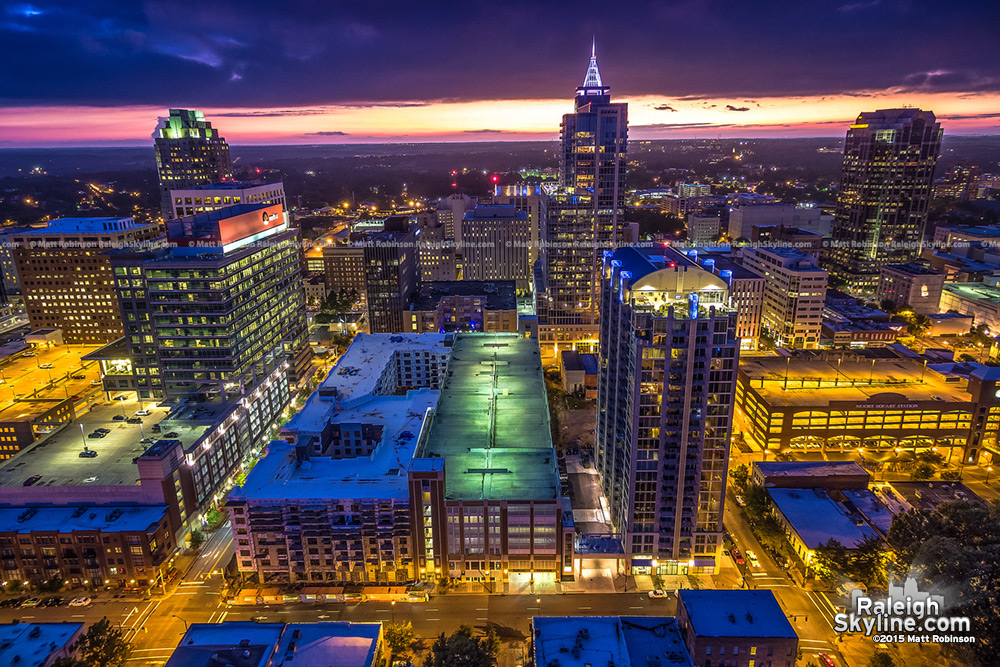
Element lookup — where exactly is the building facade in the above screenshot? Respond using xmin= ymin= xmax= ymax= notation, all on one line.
xmin=153 ymin=109 xmax=233 ymax=218
xmin=405 ymin=281 xmax=518 ymax=334
xmin=597 ymin=247 xmax=739 ymax=574
xmin=824 ymin=109 xmax=943 ymax=294
xmin=323 ymin=243 xmax=368 ymax=299
xmin=877 ymin=262 xmax=945 ymax=314
xmin=12 ymin=217 xmax=161 ymax=344
xmin=460 ymin=205 xmax=532 ymax=289
xmin=363 ymin=219 xmax=417 ymax=334
xmin=539 ymin=42 xmax=629 ymax=355
xmin=109 ymin=203 xmax=310 ymax=399
xmin=739 ymin=247 xmax=828 ymax=349
xmin=167 ymin=181 xmax=286 ymax=220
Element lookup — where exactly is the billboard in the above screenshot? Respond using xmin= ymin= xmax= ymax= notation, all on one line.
xmin=220 ymin=204 xmax=284 ymax=246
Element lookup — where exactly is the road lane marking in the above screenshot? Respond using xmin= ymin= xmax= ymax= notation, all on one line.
xmin=476 ymin=608 xmax=488 ymax=610
xmin=578 ymin=606 xmax=591 ymax=610
xmin=629 ymin=606 xmax=643 ymax=609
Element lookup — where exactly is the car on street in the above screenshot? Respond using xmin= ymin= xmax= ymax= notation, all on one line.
xmin=648 ymin=589 xmax=669 ymax=599
xmin=0 ymin=597 xmax=26 ymax=608
xmin=140 ymin=437 xmax=155 ymax=444
xmin=730 ymin=547 xmax=745 ymax=566
xmin=126 ymin=417 xmax=142 ymax=424
xmin=71 ymin=374 xmax=86 ymax=380
xmin=165 ymin=431 xmax=179 ymax=438
xmin=734 ymin=495 xmax=746 ymax=507
xmin=79 ymin=449 xmax=98 ymax=458
xmin=39 ymin=363 xmax=53 ymax=369
xmin=90 ymin=379 xmax=103 ymax=385
xmin=817 ymin=653 xmax=836 ymax=667
xmin=135 ymin=409 xmax=151 ymax=416
xmin=112 ymin=414 xmax=126 ymax=421
xmin=20 ymin=598 xmax=41 ymax=607
xmin=23 ymin=475 xmax=41 ymax=486
xmin=88 ymin=431 xmax=106 ymax=439
xmin=42 ymin=597 xmax=63 ymax=607
xmin=96 ymin=428 xmax=110 ymax=434
xmin=746 ymin=550 xmax=761 ymax=568
xmin=69 ymin=597 xmax=92 ymax=607
xmin=21 ymin=351 xmax=35 ymax=357
xmin=151 ymin=424 xmax=161 ymax=432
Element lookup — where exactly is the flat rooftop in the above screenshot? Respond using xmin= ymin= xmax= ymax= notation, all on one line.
xmin=534 ymin=616 xmax=693 ymax=667
xmin=233 ymin=390 xmax=438 ymax=501
xmin=842 ymin=489 xmax=894 ymax=535
xmin=418 ymin=334 xmax=558 ymax=501
xmin=13 ymin=217 xmax=142 ymax=235
xmin=411 ymin=281 xmax=517 ymax=311
xmin=943 ymin=282 xmax=1000 ymax=304
xmin=754 ymin=461 xmax=869 ymax=479
xmin=176 ymin=181 xmax=281 ymax=191
xmin=679 ymin=590 xmax=797 ymax=639
xmin=314 ymin=333 xmax=448 ymax=404
xmin=0 ymin=504 xmax=167 ymax=533
xmin=166 ymin=622 xmax=284 ymax=667
xmin=0 ymin=400 xmax=171 ymax=488
xmin=739 ymin=355 xmax=973 ymax=407
xmin=0 ymin=622 xmax=83 ymax=667
xmin=768 ymin=488 xmax=880 ymax=549
xmin=275 ymin=622 xmax=381 ymax=667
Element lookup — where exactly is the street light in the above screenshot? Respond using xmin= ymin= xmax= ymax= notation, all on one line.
xmin=988 ymin=467 xmax=994 ymax=485
xmin=390 ymin=599 xmax=396 ymax=624
xmin=172 ymin=614 xmax=190 ymax=632
xmin=119 ymin=396 xmax=127 ymax=419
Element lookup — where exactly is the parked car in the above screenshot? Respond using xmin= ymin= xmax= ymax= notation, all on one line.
xmin=164 ymin=431 xmax=179 ymax=438
xmin=20 ymin=598 xmax=41 ymax=607
xmin=140 ymin=437 xmax=155 ymax=444
xmin=112 ymin=414 xmax=126 ymax=421
xmin=39 ymin=363 xmax=53 ymax=369
xmin=96 ymin=428 xmax=110 ymax=434
xmin=135 ymin=409 xmax=151 ymax=417
xmin=42 ymin=597 xmax=63 ymax=607
xmin=151 ymin=424 xmax=161 ymax=432
xmin=730 ymin=548 xmax=745 ymax=566
xmin=21 ymin=351 xmax=35 ymax=357
xmin=68 ymin=597 xmax=92 ymax=607
xmin=90 ymin=379 xmax=103 ymax=386
xmin=71 ymin=374 xmax=86 ymax=380
xmin=126 ymin=417 xmax=142 ymax=424
xmin=648 ymin=589 xmax=669 ymax=599
xmin=23 ymin=475 xmax=41 ymax=486
xmin=746 ymin=550 xmax=761 ymax=568
xmin=79 ymin=449 xmax=98 ymax=458
xmin=734 ymin=495 xmax=746 ymax=507
xmin=88 ymin=432 xmax=102 ymax=439
xmin=0 ymin=597 xmax=27 ymax=608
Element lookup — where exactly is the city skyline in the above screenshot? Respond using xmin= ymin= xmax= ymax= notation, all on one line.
xmin=2 ymin=2 xmax=1000 ymax=146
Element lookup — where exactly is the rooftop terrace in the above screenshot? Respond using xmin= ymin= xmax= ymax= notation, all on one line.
xmin=418 ymin=334 xmax=558 ymax=501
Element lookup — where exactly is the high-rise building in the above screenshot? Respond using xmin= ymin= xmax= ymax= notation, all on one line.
xmin=153 ymin=109 xmax=234 ymax=218
xmin=12 ymin=217 xmax=161 ymax=343
xmin=493 ymin=184 xmax=545 ymax=270
xmin=363 ymin=216 xmax=417 ymax=333
xmin=167 ymin=181 xmax=285 ymax=220
xmin=739 ymin=246 xmax=828 ymax=349
xmin=824 ymin=109 xmax=943 ymax=294
xmin=539 ymin=41 xmax=628 ymax=356
xmin=878 ymin=261 xmax=946 ymax=314
xmin=461 ymin=205 xmax=532 ymax=289
xmin=415 ymin=211 xmax=458 ymax=282
xmin=108 ymin=203 xmax=310 ymax=399
xmin=597 ymin=246 xmax=739 ymax=574
xmin=322 ymin=243 xmax=367 ymax=300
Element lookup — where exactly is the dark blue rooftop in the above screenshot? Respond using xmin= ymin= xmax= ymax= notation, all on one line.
xmin=679 ymin=590 xmax=797 ymax=639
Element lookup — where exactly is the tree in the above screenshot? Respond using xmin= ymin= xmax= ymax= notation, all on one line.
xmin=189 ymin=529 xmax=205 ymax=550
xmin=729 ymin=464 xmax=750 ymax=496
xmin=910 ymin=462 xmax=935 ymax=481
xmin=385 ymin=621 xmax=415 ymax=664
xmin=61 ymin=617 xmax=132 ymax=667
xmin=742 ymin=483 xmax=771 ymax=523
xmin=867 ymin=651 xmax=896 ymax=667
xmin=813 ymin=539 xmax=850 ymax=584
xmin=428 ymin=626 xmax=499 ymax=667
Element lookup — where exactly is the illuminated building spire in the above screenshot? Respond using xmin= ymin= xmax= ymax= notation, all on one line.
xmin=582 ymin=36 xmax=604 ymax=88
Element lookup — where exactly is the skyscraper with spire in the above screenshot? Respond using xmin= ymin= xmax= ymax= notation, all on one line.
xmin=537 ymin=40 xmax=630 ymax=357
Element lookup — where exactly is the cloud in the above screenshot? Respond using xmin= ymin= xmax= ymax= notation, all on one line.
xmin=214 ymin=108 xmax=331 ymax=117
xmin=462 ymin=129 xmax=507 ymax=134
xmin=307 ymin=130 xmax=349 ymax=136
xmin=653 ymin=104 xmax=678 ymax=112
xmin=837 ymin=1 xmax=880 ymax=12
xmin=726 ymin=105 xmax=750 ymax=112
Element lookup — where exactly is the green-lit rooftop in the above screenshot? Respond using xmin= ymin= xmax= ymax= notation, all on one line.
xmin=418 ymin=333 xmax=558 ymax=501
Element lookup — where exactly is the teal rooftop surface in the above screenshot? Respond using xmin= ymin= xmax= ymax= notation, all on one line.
xmin=417 ymin=333 xmax=558 ymax=501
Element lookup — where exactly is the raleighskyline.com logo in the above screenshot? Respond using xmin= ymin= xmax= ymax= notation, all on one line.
xmin=833 ymin=578 xmax=974 ymax=645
